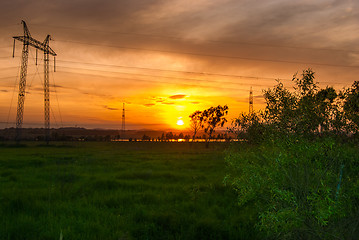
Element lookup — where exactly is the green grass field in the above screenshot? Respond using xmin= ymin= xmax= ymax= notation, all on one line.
xmin=0 ymin=142 xmax=256 ymax=240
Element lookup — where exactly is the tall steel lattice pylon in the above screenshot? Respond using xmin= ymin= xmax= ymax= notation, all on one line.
xmin=249 ymin=86 xmax=254 ymax=114
xmin=121 ymin=103 xmax=125 ymax=139
xmin=13 ymin=20 xmax=56 ymax=144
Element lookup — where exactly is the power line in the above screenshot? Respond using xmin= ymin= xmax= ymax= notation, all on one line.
xmin=33 ymin=23 xmax=359 ymax=54
xmin=56 ymin=59 xmax=352 ymax=85
xmin=0 ymin=62 xmax=44 ymax=71
xmin=0 ymin=24 xmax=20 ymax=28
xmin=0 ymin=45 xmax=13 ymax=49
xmin=57 ymin=69 xmax=263 ymax=93
xmin=55 ymin=39 xmax=359 ymax=69
xmin=0 ymin=73 xmax=42 ymax=81
xmin=57 ymin=59 xmax=290 ymax=81
xmin=5 ymin=65 xmax=20 ymax=130
xmin=57 ymin=65 xmax=275 ymax=88
xmin=0 ymin=66 xmax=22 ymax=70
xmin=1 ymin=61 xmax=351 ymax=88
xmin=51 ymin=69 xmax=63 ymax=128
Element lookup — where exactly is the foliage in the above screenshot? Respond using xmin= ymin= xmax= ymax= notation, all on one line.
xmin=189 ymin=105 xmax=229 ymax=147
xmin=194 ymin=105 xmax=228 ymax=138
xmin=343 ymin=81 xmax=359 ymax=132
xmin=263 ymin=79 xmax=297 ymax=133
xmin=229 ymin=111 xmax=268 ymax=144
xmin=225 ymin=138 xmax=359 ymax=239
xmin=226 ymin=68 xmax=359 ymax=239
xmin=292 ymin=70 xmax=341 ymax=135
xmin=233 ymin=68 xmax=354 ymax=142
xmin=189 ymin=110 xmax=202 ymax=141
xmin=262 ymin=69 xmax=343 ymax=136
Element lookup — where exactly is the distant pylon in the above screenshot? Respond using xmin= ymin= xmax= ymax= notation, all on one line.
xmin=121 ymin=103 xmax=125 ymax=139
xmin=249 ymin=86 xmax=254 ymax=114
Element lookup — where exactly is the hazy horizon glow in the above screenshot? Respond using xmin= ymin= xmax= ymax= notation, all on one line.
xmin=1 ymin=0 xmax=359 ymax=130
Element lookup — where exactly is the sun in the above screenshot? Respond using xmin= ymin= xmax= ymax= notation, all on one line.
xmin=176 ymin=119 xmax=184 ymax=126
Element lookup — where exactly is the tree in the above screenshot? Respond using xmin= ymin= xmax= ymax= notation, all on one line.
xmin=292 ymin=68 xmax=318 ymax=96
xmin=199 ymin=105 xmax=229 ymax=146
xmin=315 ymin=86 xmax=341 ymax=133
xmin=230 ymin=111 xmax=267 ymax=143
xmin=142 ymin=134 xmax=151 ymax=141
xmin=189 ymin=105 xmax=229 ymax=146
xmin=263 ymin=69 xmax=341 ymax=136
xmin=189 ymin=110 xmax=202 ymax=142
xmin=165 ymin=132 xmax=174 ymax=141
xmin=343 ymin=81 xmax=359 ymax=133
xmin=263 ymin=79 xmax=297 ymax=133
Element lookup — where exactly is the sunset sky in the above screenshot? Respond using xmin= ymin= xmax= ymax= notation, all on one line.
xmin=0 ymin=0 xmax=359 ymax=130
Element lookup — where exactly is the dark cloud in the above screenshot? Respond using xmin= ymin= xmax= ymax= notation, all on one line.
xmin=162 ymin=102 xmax=174 ymax=105
xmin=51 ymin=84 xmax=67 ymax=89
xmin=0 ymin=90 xmax=8 ymax=92
xmin=253 ymin=95 xmax=264 ymax=99
xmin=169 ymin=94 xmax=186 ymax=99
xmin=3 ymin=0 xmax=357 ymax=77
xmin=0 ymin=0 xmax=160 ymax=28
xmin=150 ymin=96 xmax=165 ymax=102
xmin=104 ymin=105 xmax=119 ymax=111
xmin=144 ymin=103 xmax=155 ymax=107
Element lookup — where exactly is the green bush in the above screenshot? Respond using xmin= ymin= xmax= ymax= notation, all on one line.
xmin=225 ymin=138 xmax=359 ymax=239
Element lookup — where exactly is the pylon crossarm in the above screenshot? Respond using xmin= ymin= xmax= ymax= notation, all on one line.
xmin=21 ymin=20 xmax=31 ymax=38
xmin=13 ymin=36 xmax=56 ymax=56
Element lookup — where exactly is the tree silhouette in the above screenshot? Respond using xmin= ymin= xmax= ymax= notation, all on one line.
xmin=193 ymin=105 xmax=229 ymax=146
xmin=189 ymin=110 xmax=202 ymax=142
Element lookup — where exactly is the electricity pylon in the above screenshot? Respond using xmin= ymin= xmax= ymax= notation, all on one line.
xmin=121 ymin=103 xmax=125 ymax=139
xmin=249 ymin=86 xmax=254 ymax=114
xmin=13 ymin=20 xmax=56 ymax=144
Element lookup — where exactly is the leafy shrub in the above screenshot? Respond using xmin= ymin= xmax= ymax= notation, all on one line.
xmin=224 ymin=138 xmax=359 ymax=239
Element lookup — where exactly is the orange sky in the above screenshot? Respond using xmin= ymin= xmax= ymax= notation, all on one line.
xmin=1 ymin=0 xmax=359 ymax=130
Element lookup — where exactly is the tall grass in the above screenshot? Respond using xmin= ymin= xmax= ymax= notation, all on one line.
xmin=0 ymin=142 xmax=256 ymax=240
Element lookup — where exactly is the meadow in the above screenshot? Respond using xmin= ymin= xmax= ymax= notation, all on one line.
xmin=0 ymin=142 xmax=256 ymax=240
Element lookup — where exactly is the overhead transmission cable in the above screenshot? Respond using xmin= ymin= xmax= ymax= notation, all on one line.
xmin=5 ymin=65 xmax=20 ymax=129
xmin=50 ymin=68 xmax=63 ymax=128
xmin=57 ymin=69 xmax=264 ymax=93
xmin=57 ymin=65 xmax=276 ymax=88
xmin=56 ymin=60 xmax=349 ymax=85
xmin=33 ymin=23 xmax=359 ymax=54
xmin=56 ymin=39 xmax=359 ymax=69
xmin=57 ymin=59 xmax=291 ymax=82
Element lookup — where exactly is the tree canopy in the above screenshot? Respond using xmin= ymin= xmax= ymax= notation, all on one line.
xmin=226 ymin=69 xmax=359 ymax=239
xmin=234 ymin=68 xmax=357 ymax=140
xmin=189 ymin=105 xmax=228 ymax=146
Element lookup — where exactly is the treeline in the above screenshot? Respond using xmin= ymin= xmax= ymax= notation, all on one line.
xmin=0 ymin=128 xmax=117 ymax=142
xmin=140 ymin=131 xmax=232 ymax=142
xmin=0 ymin=128 xmax=233 ymax=142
